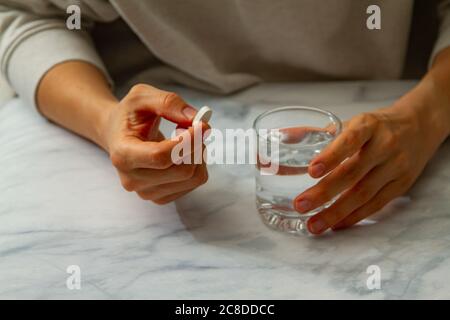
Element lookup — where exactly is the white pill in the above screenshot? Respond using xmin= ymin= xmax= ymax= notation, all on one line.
xmin=193 ymin=106 xmax=212 ymax=125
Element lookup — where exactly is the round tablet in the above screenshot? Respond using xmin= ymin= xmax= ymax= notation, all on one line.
xmin=193 ymin=106 xmax=212 ymax=125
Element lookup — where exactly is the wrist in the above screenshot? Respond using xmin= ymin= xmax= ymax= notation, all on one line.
xmin=421 ymin=75 xmax=450 ymax=140
xmin=395 ymin=75 xmax=450 ymax=145
xmin=425 ymin=48 xmax=450 ymax=139
xmin=95 ymin=99 xmax=118 ymax=152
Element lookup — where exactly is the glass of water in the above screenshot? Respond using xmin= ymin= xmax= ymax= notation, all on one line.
xmin=253 ymin=106 xmax=342 ymax=235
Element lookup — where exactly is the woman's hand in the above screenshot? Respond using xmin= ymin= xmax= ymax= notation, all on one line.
xmin=294 ymin=84 xmax=450 ymax=234
xmin=37 ymin=62 xmax=208 ymax=204
xmin=104 ymin=84 xmax=209 ymax=204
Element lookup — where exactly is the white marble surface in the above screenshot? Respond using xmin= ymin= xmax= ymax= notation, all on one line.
xmin=0 ymin=75 xmax=14 ymax=106
xmin=1 ymin=81 xmax=450 ymax=299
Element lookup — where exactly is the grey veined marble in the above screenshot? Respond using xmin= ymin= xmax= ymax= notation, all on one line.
xmin=1 ymin=81 xmax=449 ymax=299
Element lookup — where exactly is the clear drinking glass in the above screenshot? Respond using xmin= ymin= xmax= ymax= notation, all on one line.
xmin=253 ymin=106 xmax=342 ymax=235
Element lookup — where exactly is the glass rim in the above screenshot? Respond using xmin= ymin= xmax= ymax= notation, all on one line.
xmin=253 ymin=105 xmax=343 ymax=139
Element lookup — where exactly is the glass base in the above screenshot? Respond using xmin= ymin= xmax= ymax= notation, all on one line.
xmin=257 ymin=204 xmax=312 ymax=236
xmin=256 ymin=195 xmax=338 ymax=236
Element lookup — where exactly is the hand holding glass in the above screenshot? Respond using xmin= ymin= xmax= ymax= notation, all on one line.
xmin=254 ymin=106 xmax=342 ymax=235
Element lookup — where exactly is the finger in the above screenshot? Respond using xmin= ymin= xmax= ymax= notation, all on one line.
xmin=118 ymin=164 xmax=197 ymax=191
xmin=176 ymin=144 xmax=207 ymax=166
xmin=306 ymin=163 xmax=395 ymax=235
xmin=137 ymin=163 xmax=208 ymax=201
xmin=155 ymin=131 xmax=165 ymax=142
xmin=294 ymin=137 xmax=389 ymax=213
xmin=279 ymin=126 xmax=329 ymax=144
xmin=127 ymin=84 xmax=198 ymax=127
xmin=176 ymin=122 xmax=211 ymax=137
xmin=308 ymin=113 xmax=378 ymax=178
xmin=147 ymin=117 xmax=162 ymax=141
xmin=278 ymin=121 xmax=340 ymax=144
xmin=331 ymin=180 xmax=402 ymax=230
xmin=112 ymin=123 xmax=208 ymax=170
xmin=172 ymin=125 xmax=208 ymax=165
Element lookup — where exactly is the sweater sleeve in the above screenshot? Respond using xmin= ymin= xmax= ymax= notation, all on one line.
xmin=430 ymin=0 xmax=450 ymax=65
xmin=0 ymin=2 xmax=112 ymax=109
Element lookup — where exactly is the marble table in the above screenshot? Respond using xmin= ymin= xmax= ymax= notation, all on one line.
xmin=1 ymin=81 xmax=450 ymax=299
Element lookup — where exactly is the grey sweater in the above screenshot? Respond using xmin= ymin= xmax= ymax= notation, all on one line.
xmin=0 ymin=0 xmax=449 ymax=108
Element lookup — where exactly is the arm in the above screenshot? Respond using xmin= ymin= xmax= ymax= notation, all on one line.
xmin=1 ymin=1 xmax=208 ymax=203
xmin=0 ymin=1 xmax=112 ymax=109
xmin=293 ymin=0 xmax=450 ymax=234
xmin=36 ymin=61 xmax=117 ymax=151
xmin=0 ymin=1 xmax=117 ymax=150
xmin=293 ymin=49 xmax=450 ymax=234
xmin=37 ymin=61 xmax=209 ymax=204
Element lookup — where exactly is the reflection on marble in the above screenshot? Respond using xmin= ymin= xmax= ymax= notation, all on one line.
xmin=1 ymin=81 xmax=450 ymax=299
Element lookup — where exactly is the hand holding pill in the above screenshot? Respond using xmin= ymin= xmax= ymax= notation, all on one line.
xmin=106 ymin=85 xmax=210 ymax=204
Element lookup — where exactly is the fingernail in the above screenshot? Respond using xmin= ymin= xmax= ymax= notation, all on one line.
xmin=182 ymin=106 xmax=197 ymax=120
xmin=310 ymin=163 xmax=325 ymax=177
xmin=295 ymin=199 xmax=312 ymax=213
xmin=308 ymin=217 xmax=327 ymax=234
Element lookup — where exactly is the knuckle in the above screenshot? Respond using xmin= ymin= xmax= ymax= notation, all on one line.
xmin=162 ymin=92 xmax=180 ymax=109
xmin=137 ymin=190 xmax=156 ymax=201
xmin=120 ymin=176 xmax=136 ymax=192
xmin=124 ymin=94 xmax=143 ymax=107
xmin=110 ymin=152 xmax=124 ymax=168
xmin=341 ymin=161 xmax=359 ymax=182
xmin=343 ymin=129 xmax=360 ymax=146
xmin=110 ymin=147 xmax=129 ymax=170
xmin=360 ymin=112 xmax=378 ymax=126
xmin=361 ymin=113 xmax=379 ymax=132
xmin=384 ymin=133 xmax=398 ymax=149
xmin=344 ymin=169 xmax=359 ymax=183
xmin=337 ymin=153 xmax=361 ymax=178
xmin=130 ymin=84 xmax=152 ymax=95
